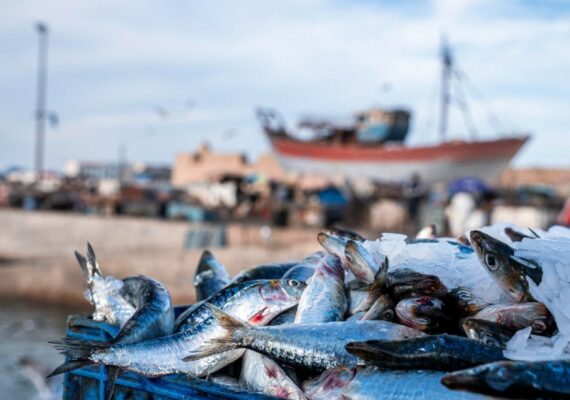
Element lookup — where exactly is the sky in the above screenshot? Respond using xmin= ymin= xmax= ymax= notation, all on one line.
xmin=1 ymin=0 xmax=569 ymax=171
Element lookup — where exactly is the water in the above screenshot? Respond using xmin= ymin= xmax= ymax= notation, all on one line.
xmin=0 ymin=301 xmax=77 ymax=400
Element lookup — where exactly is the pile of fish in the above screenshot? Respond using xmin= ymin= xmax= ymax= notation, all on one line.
xmin=49 ymin=224 xmax=570 ymax=399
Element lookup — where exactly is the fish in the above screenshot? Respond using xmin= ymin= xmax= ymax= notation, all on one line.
xmin=51 ymin=280 xmax=305 ymax=379
xmin=303 ymin=366 xmax=482 ymax=400
xmin=50 ymin=274 xmax=175 ymax=399
xmin=442 ymin=360 xmax=570 ymax=397
xmin=345 ymin=335 xmax=505 ymax=371
xmin=182 ymin=304 xmax=425 ymax=371
xmin=75 ymin=243 xmax=135 ymax=326
xmin=462 ymin=318 xmax=516 ymax=349
xmin=360 ymin=294 xmax=394 ymax=321
xmin=194 ymin=250 xmax=230 ymax=301
xmin=447 ymin=287 xmax=490 ymax=317
xmin=281 ymin=252 xmax=324 ymax=282
xmin=470 ymin=230 xmax=542 ymax=302
xmin=473 ymin=303 xmax=552 ymax=334
xmin=345 ymin=257 xmax=389 ymax=315
xmin=325 ymin=226 xmax=366 ymax=242
xmin=395 ymin=296 xmax=450 ymax=333
xmin=270 ymin=307 xmax=297 ymax=326
xmin=317 ymin=232 xmax=350 ymax=267
xmin=387 ymin=268 xmax=448 ymax=300
xmin=344 ymin=240 xmax=384 ymax=283
xmin=294 ymin=254 xmax=346 ymax=324
xmin=232 ymin=262 xmax=298 ymax=284
xmin=240 ymin=350 xmax=307 ymax=400
xmin=175 ymin=279 xmax=304 ymax=332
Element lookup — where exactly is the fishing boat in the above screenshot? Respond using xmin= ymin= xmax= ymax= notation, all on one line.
xmin=257 ymin=42 xmax=529 ymax=184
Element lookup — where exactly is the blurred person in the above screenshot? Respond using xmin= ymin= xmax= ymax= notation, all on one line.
xmin=402 ymin=173 xmax=426 ymax=233
xmin=445 ymin=191 xmax=489 ymax=237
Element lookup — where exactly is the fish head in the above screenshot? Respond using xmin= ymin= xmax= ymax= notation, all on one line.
xmin=302 ymin=366 xmax=355 ymax=400
xmin=344 ymin=240 xmax=377 ymax=283
xmin=442 ymin=362 xmax=518 ymax=393
xmin=462 ymin=318 xmax=505 ymax=348
xmin=317 ymin=232 xmax=347 ymax=260
xmin=395 ymin=296 xmax=447 ymax=332
xmin=470 ymin=230 xmax=530 ymax=302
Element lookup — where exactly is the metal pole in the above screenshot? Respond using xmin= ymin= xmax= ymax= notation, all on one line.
xmin=34 ymin=22 xmax=49 ymax=177
xmin=439 ymin=37 xmax=452 ymax=142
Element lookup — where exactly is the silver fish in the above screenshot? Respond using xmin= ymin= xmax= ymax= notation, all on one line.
xmin=282 ymin=252 xmax=324 ymax=282
xmin=346 ymin=257 xmax=389 ymax=315
xmin=294 ymin=254 xmax=346 ymax=324
xmin=176 ymin=280 xmax=304 ymax=332
xmin=303 ymin=366 xmax=483 ymax=400
xmin=470 ymin=230 xmax=542 ymax=302
xmin=232 ymin=262 xmax=299 ymax=284
xmin=194 ymin=250 xmax=230 ymax=301
xmin=361 ymin=294 xmax=394 ymax=321
xmin=395 ymin=296 xmax=450 ymax=333
xmin=52 ymin=280 xmax=305 ymax=378
xmin=461 ymin=318 xmax=516 ymax=349
xmin=317 ymin=232 xmax=349 ymax=267
xmin=473 ymin=302 xmax=552 ymax=334
xmin=344 ymin=239 xmax=384 ymax=283
xmin=325 ymin=226 xmax=366 ymax=242
xmin=448 ymin=287 xmax=490 ymax=317
xmin=240 ymin=350 xmax=306 ymax=400
xmin=75 ymin=243 xmax=135 ymax=326
xmin=49 ymin=274 xmax=175 ymax=397
xmin=182 ymin=304 xmax=425 ymax=371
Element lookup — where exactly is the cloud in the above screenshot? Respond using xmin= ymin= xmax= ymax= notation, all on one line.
xmin=0 ymin=0 xmax=569 ymax=170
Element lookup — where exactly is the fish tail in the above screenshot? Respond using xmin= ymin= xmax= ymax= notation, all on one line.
xmin=182 ymin=303 xmax=249 ymax=362
xmin=345 ymin=340 xmax=399 ymax=365
xmin=86 ymin=242 xmax=103 ymax=276
xmin=104 ymin=366 xmax=121 ymax=400
xmin=50 ymin=338 xmax=109 ymax=362
xmin=46 ymin=359 xmax=94 ymax=378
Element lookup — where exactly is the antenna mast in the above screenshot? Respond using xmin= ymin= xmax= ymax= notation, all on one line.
xmin=438 ymin=36 xmax=452 ymax=142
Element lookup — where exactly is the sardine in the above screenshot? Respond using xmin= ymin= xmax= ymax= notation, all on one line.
xmin=50 ymin=274 xmax=175 ymax=398
xmin=294 ymin=254 xmax=346 ymax=324
xmin=448 ymin=287 xmax=490 ymax=317
xmin=270 ymin=307 xmax=297 ymax=326
xmin=240 ymin=350 xmax=306 ymax=400
xmin=346 ymin=257 xmax=389 ymax=315
xmin=303 ymin=366 xmax=483 ymax=400
xmin=504 ymin=227 xmax=534 ymax=243
xmin=182 ymin=304 xmax=424 ymax=371
xmin=395 ymin=296 xmax=450 ymax=333
xmin=442 ymin=360 xmax=570 ymax=397
xmin=474 ymin=303 xmax=552 ymax=334
xmin=387 ymin=268 xmax=448 ymax=300
xmin=360 ymin=294 xmax=394 ymax=321
xmin=344 ymin=239 xmax=384 ymax=283
xmin=194 ymin=250 xmax=230 ymax=301
xmin=51 ymin=280 xmax=305 ymax=378
xmin=325 ymin=226 xmax=366 ymax=242
xmin=282 ymin=252 xmax=324 ymax=282
xmin=75 ymin=243 xmax=135 ymax=326
xmin=232 ymin=262 xmax=298 ymax=284
xmin=470 ymin=230 xmax=542 ymax=302
xmin=462 ymin=318 xmax=516 ymax=349
xmin=317 ymin=232 xmax=349 ymax=267
xmin=346 ymin=335 xmax=505 ymax=371
xmin=176 ymin=280 xmax=304 ymax=332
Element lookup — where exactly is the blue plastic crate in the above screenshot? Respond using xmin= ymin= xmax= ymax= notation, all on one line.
xmin=62 ymin=307 xmax=273 ymax=399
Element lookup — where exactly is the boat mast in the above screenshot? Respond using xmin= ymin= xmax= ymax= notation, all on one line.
xmin=438 ymin=36 xmax=452 ymax=142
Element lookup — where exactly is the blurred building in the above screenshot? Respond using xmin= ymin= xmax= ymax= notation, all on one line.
xmin=171 ymin=143 xmax=286 ymax=186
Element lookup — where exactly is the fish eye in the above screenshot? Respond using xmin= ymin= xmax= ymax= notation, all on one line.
xmin=485 ymin=253 xmax=500 ymax=271
xmin=345 ymin=253 xmax=353 ymax=263
xmin=287 ymin=279 xmax=300 ymax=288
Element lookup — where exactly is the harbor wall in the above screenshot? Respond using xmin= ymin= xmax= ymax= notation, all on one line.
xmin=0 ymin=210 xmax=321 ymax=306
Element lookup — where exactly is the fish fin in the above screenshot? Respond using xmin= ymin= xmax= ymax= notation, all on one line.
xmin=373 ymin=257 xmax=389 ymax=287
xmin=46 ymin=359 xmax=93 ymax=378
xmin=527 ymin=228 xmax=541 ymax=239
xmin=50 ymin=338 xmax=109 ymax=361
xmin=345 ymin=341 xmax=400 ymax=364
xmin=74 ymin=251 xmax=88 ymax=276
xmin=104 ymin=366 xmax=121 ymax=400
xmin=181 ymin=303 xmax=248 ymax=362
xmin=86 ymin=242 xmax=103 ymax=276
